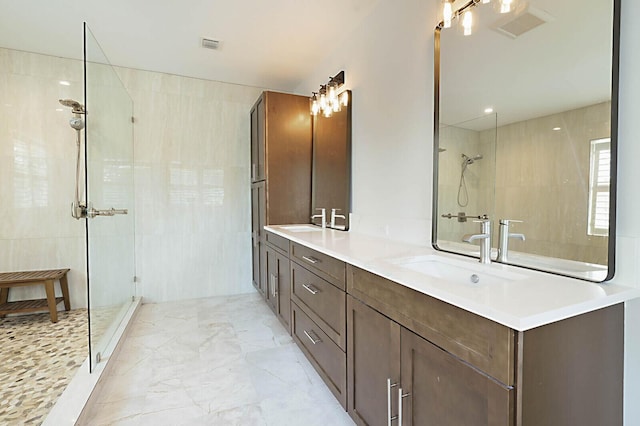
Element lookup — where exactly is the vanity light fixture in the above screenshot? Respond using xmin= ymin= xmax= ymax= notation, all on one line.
xmin=309 ymin=71 xmax=348 ymax=116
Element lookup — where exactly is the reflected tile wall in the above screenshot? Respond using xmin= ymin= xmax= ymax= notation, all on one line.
xmin=0 ymin=48 xmax=87 ymax=308
xmin=114 ymin=67 xmax=264 ymax=303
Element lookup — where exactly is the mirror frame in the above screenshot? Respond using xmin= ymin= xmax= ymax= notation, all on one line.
xmin=311 ymin=90 xmax=352 ymax=230
xmin=431 ymin=0 xmax=620 ymax=282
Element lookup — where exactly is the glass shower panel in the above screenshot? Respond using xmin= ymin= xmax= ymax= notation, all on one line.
xmin=84 ymin=23 xmax=135 ymax=371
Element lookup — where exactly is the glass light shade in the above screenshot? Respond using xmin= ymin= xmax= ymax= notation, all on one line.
xmin=462 ymin=10 xmax=473 ymax=36
xmin=500 ymin=0 xmax=513 ymax=13
xmin=328 ymin=83 xmax=337 ymax=102
xmin=310 ymin=96 xmax=319 ymax=115
xmin=319 ymin=92 xmax=327 ymax=111
xmin=323 ymin=106 xmax=333 ymax=118
xmin=443 ymin=1 xmax=453 ymax=28
xmin=340 ymin=91 xmax=349 ymax=107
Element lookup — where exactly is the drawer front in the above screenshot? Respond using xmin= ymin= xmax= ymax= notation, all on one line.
xmin=265 ymin=231 xmax=289 ymax=255
xmin=291 ymin=262 xmax=346 ymax=350
xmin=292 ymin=302 xmax=347 ymax=408
xmin=347 ymin=265 xmax=516 ymax=386
xmin=290 ymin=242 xmax=345 ymax=290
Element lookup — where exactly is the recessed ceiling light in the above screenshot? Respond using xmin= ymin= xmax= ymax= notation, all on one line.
xmin=553 ymin=127 xmax=561 ymax=131
xmin=59 ymin=80 xmax=71 ymax=86
xmin=484 ymin=107 xmax=494 ymax=114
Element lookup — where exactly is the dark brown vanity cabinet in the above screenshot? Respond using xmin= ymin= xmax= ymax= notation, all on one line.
xmin=249 ymin=91 xmax=312 ymax=294
xmin=265 ymin=232 xmax=291 ymax=331
xmin=347 ymin=264 xmax=623 ymax=426
xmin=290 ymin=242 xmax=348 ymax=408
xmin=347 ymin=295 xmax=512 ymax=426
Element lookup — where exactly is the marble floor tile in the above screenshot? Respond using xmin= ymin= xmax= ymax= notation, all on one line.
xmin=80 ymin=293 xmax=354 ymax=425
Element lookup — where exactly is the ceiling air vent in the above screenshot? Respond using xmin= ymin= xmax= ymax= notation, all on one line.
xmin=201 ymin=38 xmax=221 ymax=50
xmin=492 ymin=3 xmax=554 ymax=39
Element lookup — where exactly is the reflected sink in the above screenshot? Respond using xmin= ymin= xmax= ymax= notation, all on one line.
xmin=280 ymin=225 xmax=323 ymax=232
xmin=389 ymin=255 xmax=526 ymax=285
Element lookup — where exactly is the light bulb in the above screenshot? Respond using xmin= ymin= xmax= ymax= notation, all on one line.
xmin=319 ymin=92 xmax=327 ymax=111
xmin=500 ymin=0 xmax=513 ymax=13
xmin=328 ymin=83 xmax=337 ymax=103
xmin=310 ymin=95 xmax=319 ymax=116
xmin=323 ymin=106 xmax=332 ymax=118
xmin=340 ymin=91 xmax=349 ymax=107
xmin=462 ymin=10 xmax=473 ymax=36
xmin=332 ymin=98 xmax=341 ymax=113
xmin=443 ymin=1 xmax=453 ymax=28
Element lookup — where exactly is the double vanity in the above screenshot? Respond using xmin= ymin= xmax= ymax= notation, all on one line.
xmin=256 ymin=224 xmax=639 ymax=426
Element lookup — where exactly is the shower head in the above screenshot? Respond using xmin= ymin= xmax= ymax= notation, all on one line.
xmin=462 ymin=153 xmax=483 ymax=165
xmin=59 ymin=99 xmax=85 ymax=114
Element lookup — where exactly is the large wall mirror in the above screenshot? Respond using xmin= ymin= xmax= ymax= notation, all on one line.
xmin=311 ymin=90 xmax=352 ymax=230
xmin=433 ymin=0 xmax=619 ymax=281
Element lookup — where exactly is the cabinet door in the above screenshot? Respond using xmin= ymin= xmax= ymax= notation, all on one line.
xmin=266 ymin=245 xmax=291 ymax=330
xmin=251 ymin=182 xmax=266 ymax=294
xmin=250 ymin=96 xmax=265 ymax=182
xmin=399 ymin=327 xmax=514 ymax=426
xmin=347 ymin=295 xmax=401 ymax=426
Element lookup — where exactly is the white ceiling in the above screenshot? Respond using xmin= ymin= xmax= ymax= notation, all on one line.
xmin=0 ymin=0 xmax=380 ymax=92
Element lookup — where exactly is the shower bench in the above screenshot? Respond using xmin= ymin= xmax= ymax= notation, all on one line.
xmin=0 ymin=269 xmax=71 ymax=323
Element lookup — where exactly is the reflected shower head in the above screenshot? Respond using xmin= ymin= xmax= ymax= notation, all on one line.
xmin=462 ymin=153 xmax=483 ymax=165
xmin=69 ymin=117 xmax=85 ymax=130
xmin=59 ymin=99 xmax=85 ymax=114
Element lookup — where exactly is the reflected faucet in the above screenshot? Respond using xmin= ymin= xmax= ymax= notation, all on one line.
xmin=462 ymin=219 xmax=492 ymax=264
xmin=311 ymin=208 xmax=326 ymax=228
xmin=496 ymin=219 xmax=526 ymax=263
xmin=330 ymin=208 xmax=346 ymax=228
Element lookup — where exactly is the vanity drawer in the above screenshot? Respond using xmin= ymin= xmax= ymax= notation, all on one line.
xmin=292 ymin=302 xmax=347 ymax=408
xmin=346 ymin=265 xmax=516 ymax=386
xmin=265 ymin=231 xmax=289 ymax=255
xmin=291 ymin=242 xmax=345 ymax=290
xmin=291 ymin=262 xmax=346 ymax=350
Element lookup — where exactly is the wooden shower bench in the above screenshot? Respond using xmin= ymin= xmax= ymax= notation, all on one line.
xmin=0 ymin=269 xmax=71 ymax=323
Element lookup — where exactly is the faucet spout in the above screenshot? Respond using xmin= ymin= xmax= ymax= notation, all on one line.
xmin=462 ymin=219 xmax=492 ymax=264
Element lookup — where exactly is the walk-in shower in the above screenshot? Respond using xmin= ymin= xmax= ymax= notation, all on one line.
xmin=457 ymin=153 xmax=483 ymax=207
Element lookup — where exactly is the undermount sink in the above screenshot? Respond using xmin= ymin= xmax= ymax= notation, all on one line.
xmin=280 ymin=224 xmax=323 ymax=232
xmin=388 ymin=254 xmax=526 ymax=285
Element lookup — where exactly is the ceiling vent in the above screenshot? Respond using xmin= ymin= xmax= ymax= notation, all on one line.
xmin=201 ymin=38 xmax=221 ymax=50
xmin=491 ymin=3 xmax=554 ymax=39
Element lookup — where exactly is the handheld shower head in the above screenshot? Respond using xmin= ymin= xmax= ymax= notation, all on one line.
xmin=462 ymin=153 xmax=483 ymax=165
xmin=69 ymin=117 xmax=85 ymax=130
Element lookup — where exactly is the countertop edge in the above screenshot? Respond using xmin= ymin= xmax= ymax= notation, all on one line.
xmin=264 ymin=225 xmax=640 ymax=331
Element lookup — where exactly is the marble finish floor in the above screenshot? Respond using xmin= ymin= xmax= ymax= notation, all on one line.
xmin=0 ymin=309 xmax=88 ymax=425
xmin=80 ymin=293 xmax=354 ymax=425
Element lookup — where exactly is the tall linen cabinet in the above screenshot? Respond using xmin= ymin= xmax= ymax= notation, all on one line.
xmin=250 ymin=91 xmax=312 ymax=321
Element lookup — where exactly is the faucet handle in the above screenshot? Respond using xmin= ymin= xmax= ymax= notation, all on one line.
xmin=499 ymin=219 xmax=522 ymax=225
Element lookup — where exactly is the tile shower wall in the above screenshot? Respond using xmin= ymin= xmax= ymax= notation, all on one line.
xmin=495 ymin=102 xmax=610 ymax=264
xmin=114 ymin=67 xmax=264 ymax=303
xmin=0 ymin=48 xmax=87 ymax=308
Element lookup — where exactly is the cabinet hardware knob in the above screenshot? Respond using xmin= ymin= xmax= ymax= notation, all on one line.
xmin=302 ymin=283 xmax=318 ymax=295
xmin=303 ymin=329 xmax=322 ymax=345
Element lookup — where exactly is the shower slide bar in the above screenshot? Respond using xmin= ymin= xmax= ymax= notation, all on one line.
xmin=441 ymin=212 xmax=488 ymax=223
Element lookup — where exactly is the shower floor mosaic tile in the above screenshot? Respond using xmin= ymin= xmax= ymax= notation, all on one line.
xmin=80 ymin=293 xmax=354 ymax=425
xmin=0 ymin=309 xmax=88 ymax=425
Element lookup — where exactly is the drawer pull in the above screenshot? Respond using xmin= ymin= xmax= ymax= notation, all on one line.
xmin=303 ymin=329 xmax=322 ymax=345
xmin=387 ymin=378 xmax=398 ymax=426
xmin=302 ymin=283 xmax=318 ymax=295
xmin=398 ymin=387 xmax=411 ymax=426
xmin=302 ymin=255 xmax=319 ymax=264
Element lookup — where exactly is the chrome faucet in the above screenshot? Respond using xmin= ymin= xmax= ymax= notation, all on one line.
xmin=496 ymin=219 xmax=525 ymax=263
xmin=462 ymin=219 xmax=492 ymax=264
xmin=311 ymin=208 xmax=326 ymax=228
xmin=330 ymin=208 xmax=346 ymax=228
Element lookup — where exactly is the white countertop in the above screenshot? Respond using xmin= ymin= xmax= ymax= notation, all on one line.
xmin=265 ymin=224 xmax=640 ymax=331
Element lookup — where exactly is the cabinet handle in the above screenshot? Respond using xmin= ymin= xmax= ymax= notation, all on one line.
xmin=302 ymin=255 xmax=318 ymax=264
xmin=387 ymin=378 xmax=398 ymax=426
xmin=303 ymin=329 xmax=322 ymax=345
xmin=270 ymin=274 xmax=278 ymax=297
xmin=252 ymin=163 xmax=256 ymax=180
xmin=398 ymin=387 xmax=410 ymax=426
xmin=302 ymin=283 xmax=318 ymax=295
